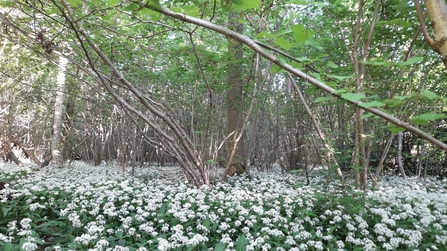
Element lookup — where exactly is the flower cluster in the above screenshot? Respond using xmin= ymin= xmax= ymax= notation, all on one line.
xmin=1 ymin=162 xmax=447 ymax=250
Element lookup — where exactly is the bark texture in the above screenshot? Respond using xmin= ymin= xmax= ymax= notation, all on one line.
xmin=416 ymin=0 xmax=447 ymax=68
xmin=225 ymin=11 xmax=246 ymax=177
xmin=51 ymin=56 xmax=68 ymax=166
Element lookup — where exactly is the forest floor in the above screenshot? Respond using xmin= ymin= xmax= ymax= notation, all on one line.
xmin=1 ymin=161 xmax=447 ymax=251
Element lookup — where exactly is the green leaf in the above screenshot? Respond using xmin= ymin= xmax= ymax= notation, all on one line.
xmin=421 ymin=89 xmax=437 ymax=100
xmin=399 ymin=57 xmax=423 ymax=66
xmin=291 ymin=24 xmax=314 ymax=44
xmin=202 ymin=218 xmax=211 ymax=228
xmin=332 ymin=89 xmax=347 ymax=94
xmin=393 ymin=94 xmax=413 ymax=100
xmin=107 ymin=0 xmax=120 ymax=6
xmin=411 ymin=117 xmax=429 ymax=125
xmin=413 ymin=112 xmax=447 ymax=122
xmin=147 ymin=0 xmax=162 ymax=10
xmin=256 ymin=31 xmax=275 ymax=39
xmin=66 ymin=0 xmax=81 ymax=6
xmin=326 ymin=81 xmax=338 ymax=88
xmin=311 ymin=72 xmax=321 ymax=80
xmin=3 ymin=242 xmax=14 ymax=251
xmin=305 ymin=87 xmax=319 ymax=94
xmin=326 ymin=74 xmax=352 ymax=81
xmin=270 ymin=64 xmax=281 ymax=73
xmin=368 ymin=94 xmax=379 ymax=100
xmin=388 ymin=126 xmax=405 ymax=133
xmin=363 ymin=59 xmax=393 ymax=66
xmin=305 ymin=38 xmax=323 ymax=50
xmin=123 ymin=3 xmax=139 ymax=11
xmin=295 ymin=57 xmax=311 ymax=62
xmin=359 ymin=101 xmax=385 ymax=108
xmin=232 ymin=0 xmax=261 ymax=10
xmin=215 ymin=243 xmax=227 ymax=251
xmin=341 ymin=93 xmax=365 ymax=102
xmin=377 ymin=19 xmax=412 ymax=28
xmin=181 ymin=6 xmax=199 ymax=16
xmin=2 ymin=207 xmax=11 ymax=217
xmin=361 ymin=113 xmax=376 ymax=119
xmin=275 ymin=38 xmax=291 ymax=49
xmin=235 ymin=234 xmax=248 ymax=251
xmin=327 ymin=61 xmax=339 ymax=68
xmin=315 ymin=97 xmax=335 ymax=103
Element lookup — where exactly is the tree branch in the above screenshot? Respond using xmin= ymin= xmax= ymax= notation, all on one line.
xmin=134 ymin=3 xmax=447 ymax=152
xmin=414 ymin=0 xmax=437 ymax=51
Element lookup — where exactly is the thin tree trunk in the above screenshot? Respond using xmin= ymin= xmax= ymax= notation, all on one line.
xmin=61 ymin=0 xmax=208 ymax=187
xmin=50 ymin=56 xmax=68 ymax=166
xmin=397 ymin=132 xmax=407 ymax=178
xmin=373 ymin=133 xmax=394 ymax=186
xmin=351 ymin=0 xmax=381 ymax=190
xmin=417 ymin=143 xmax=426 ymax=177
xmin=10 ymin=138 xmax=41 ymax=166
xmin=0 ymin=99 xmax=23 ymax=166
xmin=288 ymin=73 xmax=344 ymax=184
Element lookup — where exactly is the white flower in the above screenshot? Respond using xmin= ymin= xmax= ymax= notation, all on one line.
xmin=285 ymin=235 xmax=296 ymax=245
xmin=220 ymin=234 xmax=232 ymax=243
xmin=7 ymin=220 xmax=17 ymax=233
xmin=0 ymin=233 xmax=13 ymax=242
xmin=336 ymin=240 xmax=344 ymax=248
xmin=21 ymin=242 xmax=38 ymax=251
xmin=94 ymin=239 xmax=109 ymax=249
xmin=157 ymin=238 xmax=171 ymax=251
xmin=68 ymin=213 xmax=83 ymax=228
xmin=219 ymin=222 xmax=230 ymax=231
xmin=261 ymin=243 xmax=271 ymax=250
xmin=113 ymin=245 xmax=129 ymax=251
xmin=187 ymin=233 xmax=208 ymax=245
xmin=20 ymin=218 xmax=32 ymax=230
xmin=74 ymin=233 xmax=96 ymax=245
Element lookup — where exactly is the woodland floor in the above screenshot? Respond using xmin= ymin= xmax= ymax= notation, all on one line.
xmin=1 ymin=161 xmax=447 ymax=251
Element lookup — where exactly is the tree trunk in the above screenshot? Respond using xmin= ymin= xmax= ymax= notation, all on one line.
xmin=373 ymin=133 xmax=394 ymax=186
xmin=224 ymin=10 xmax=246 ymax=178
xmin=50 ymin=56 xmax=68 ymax=166
xmin=417 ymin=143 xmax=426 ymax=177
xmin=415 ymin=0 xmax=447 ymax=69
xmin=288 ymin=73 xmax=344 ymax=184
xmin=0 ymin=99 xmax=23 ymax=166
xmin=397 ymin=131 xmax=407 ymax=178
xmin=351 ymin=0 xmax=381 ymax=190
xmin=10 ymin=138 xmax=41 ymax=166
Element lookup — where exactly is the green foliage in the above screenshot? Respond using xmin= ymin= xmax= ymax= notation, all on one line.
xmin=314 ymin=96 xmax=335 ymax=103
xmin=360 ymin=101 xmax=385 ymax=108
xmin=421 ymin=89 xmax=438 ymax=100
xmin=274 ymin=38 xmax=292 ymax=49
xmin=411 ymin=112 xmax=447 ymax=125
xmin=388 ymin=125 xmax=405 ymax=133
xmin=341 ymin=93 xmax=365 ymax=102
xmin=313 ymin=186 xmax=373 ymax=215
xmin=232 ymin=0 xmax=261 ymax=10
xmin=291 ymin=24 xmax=314 ymax=44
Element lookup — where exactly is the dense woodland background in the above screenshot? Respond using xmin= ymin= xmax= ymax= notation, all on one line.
xmin=1 ymin=0 xmax=447 ymax=188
